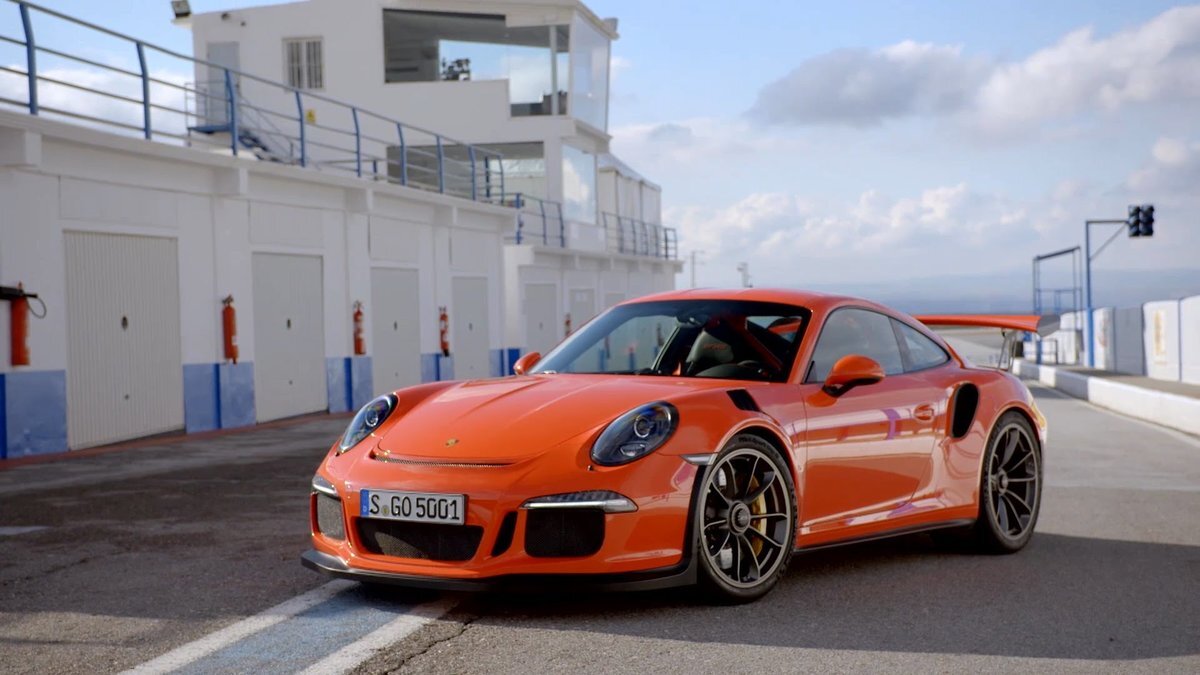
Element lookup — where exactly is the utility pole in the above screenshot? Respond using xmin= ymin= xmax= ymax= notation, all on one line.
xmin=736 ymin=262 xmax=752 ymax=288
xmin=688 ymin=250 xmax=705 ymax=288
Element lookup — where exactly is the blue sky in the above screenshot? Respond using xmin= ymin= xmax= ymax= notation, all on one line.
xmin=6 ymin=0 xmax=1199 ymax=294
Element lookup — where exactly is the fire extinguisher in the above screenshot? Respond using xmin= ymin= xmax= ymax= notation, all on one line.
xmin=438 ymin=306 xmax=450 ymax=357
xmin=564 ymin=312 xmax=572 ymax=337
xmin=221 ymin=295 xmax=239 ymax=364
xmin=352 ymin=301 xmax=365 ymax=356
xmin=2 ymin=283 xmax=45 ymax=367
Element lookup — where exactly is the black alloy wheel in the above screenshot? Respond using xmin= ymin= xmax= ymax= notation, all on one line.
xmin=696 ymin=434 xmax=796 ymax=603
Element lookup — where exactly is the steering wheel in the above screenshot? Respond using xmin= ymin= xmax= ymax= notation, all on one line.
xmin=738 ymin=360 xmax=779 ymax=380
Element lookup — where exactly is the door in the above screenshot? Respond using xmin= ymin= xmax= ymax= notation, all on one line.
xmin=568 ymin=288 xmax=595 ymax=333
xmin=799 ymin=308 xmax=940 ymax=529
xmin=370 ymin=267 xmax=421 ymax=395
xmin=205 ymin=42 xmax=239 ymax=125
xmin=524 ymin=283 xmax=558 ymax=356
xmin=252 ymin=253 xmax=327 ymax=422
xmin=65 ymin=232 xmax=183 ymax=448
xmin=451 ymin=277 xmax=489 ymax=380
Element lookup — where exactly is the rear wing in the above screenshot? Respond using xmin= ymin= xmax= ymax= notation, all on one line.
xmin=915 ymin=314 xmax=1060 ymax=338
xmin=915 ymin=314 xmax=1061 ymax=370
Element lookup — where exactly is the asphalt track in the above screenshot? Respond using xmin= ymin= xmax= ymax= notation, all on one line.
xmin=1 ymin=367 xmax=1197 ymax=672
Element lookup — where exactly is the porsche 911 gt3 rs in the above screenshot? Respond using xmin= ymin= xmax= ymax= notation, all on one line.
xmin=302 ymin=289 xmax=1051 ymax=602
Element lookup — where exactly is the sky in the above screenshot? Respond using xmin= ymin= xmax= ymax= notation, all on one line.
xmin=4 ymin=0 xmax=1198 ymax=300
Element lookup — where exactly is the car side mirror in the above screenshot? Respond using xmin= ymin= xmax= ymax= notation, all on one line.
xmin=822 ymin=354 xmax=885 ymax=397
xmin=512 ymin=351 xmax=541 ymax=375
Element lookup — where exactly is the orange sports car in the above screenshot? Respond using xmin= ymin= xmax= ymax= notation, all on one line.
xmin=303 ymin=289 xmax=1053 ymax=602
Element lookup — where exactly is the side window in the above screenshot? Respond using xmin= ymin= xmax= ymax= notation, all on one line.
xmin=894 ymin=320 xmax=950 ymax=372
xmin=806 ymin=309 xmax=904 ymax=383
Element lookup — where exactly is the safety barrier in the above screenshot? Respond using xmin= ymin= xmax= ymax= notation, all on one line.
xmin=601 ymin=212 xmax=678 ymax=259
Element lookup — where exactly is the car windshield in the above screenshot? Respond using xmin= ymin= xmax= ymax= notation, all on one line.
xmin=530 ymin=300 xmax=811 ymax=382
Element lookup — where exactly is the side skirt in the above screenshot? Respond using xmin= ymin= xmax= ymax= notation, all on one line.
xmin=795 ymin=518 xmax=975 ymax=554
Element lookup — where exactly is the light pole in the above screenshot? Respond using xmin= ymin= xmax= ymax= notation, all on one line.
xmin=736 ymin=262 xmax=751 ymax=288
xmin=1083 ymin=205 xmax=1155 ymax=368
xmin=688 ymin=250 xmax=705 ymax=288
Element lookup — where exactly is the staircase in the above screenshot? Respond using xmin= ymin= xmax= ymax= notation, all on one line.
xmin=187 ymin=85 xmax=296 ymax=164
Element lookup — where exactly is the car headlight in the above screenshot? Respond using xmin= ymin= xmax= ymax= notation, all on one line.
xmin=590 ymin=402 xmax=678 ymax=466
xmin=338 ymin=394 xmax=398 ymax=453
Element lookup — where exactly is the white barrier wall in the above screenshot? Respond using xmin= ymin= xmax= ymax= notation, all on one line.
xmin=1181 ymin=295 xmax=1200 ymax=385
xmin=1143 ymin=300 xmax=1182 ymax=382
xmin=1112 ymin=306 xmax=1146 ymax=376
xmin=0 ymin=110 xmax=513 ymax=457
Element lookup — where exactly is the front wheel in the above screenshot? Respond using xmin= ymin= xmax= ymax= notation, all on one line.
xmin=695 ymin=434 xmax=797 ymax=604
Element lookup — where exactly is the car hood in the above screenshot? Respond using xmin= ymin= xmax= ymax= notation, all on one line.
xmin=375 ymin=375 xmax=730 ymax=463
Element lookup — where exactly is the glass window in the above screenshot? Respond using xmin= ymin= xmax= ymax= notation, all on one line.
xmin=894 ymin=320 xmax=950 ymax=372
xmin=533 ymin=300 xmax=811 ymax=382
xmin=382 ymin=10 xmax=568 ymax=117
xmin=284 ymin=38 xmax=323 ymax=90
xmin=569 ymin=15 xmax=609 ymax=130
xmin=562 ymin=144 xmax=597 ymax=224
xmin=806 ymin=309 xmax=904 ymax=383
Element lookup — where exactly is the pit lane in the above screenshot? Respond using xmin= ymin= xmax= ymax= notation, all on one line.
xmin=1 ymin=384 xmax=1197 ymax=674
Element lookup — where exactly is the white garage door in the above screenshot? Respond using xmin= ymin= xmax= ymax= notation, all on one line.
xmin=65 ymin=232 xmax=183 ymax=448
xmin=370 ymin=267 xmax=421 ymax=395
xmin=604 ymin=292 xmax=624 ymax=311
xmin=452 ymin=277 xmax=490 ymax=380
xmin=253 ymin=253 xmax=327 ymax=421
xmin=524 ymin=283 xmax=558 ymax=356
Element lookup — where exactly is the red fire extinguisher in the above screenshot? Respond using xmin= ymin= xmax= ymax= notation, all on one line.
xmin=564 ymin=312 xmax=572 ymax=337
xmin=438 ymin=306 xmax=450 ymax=357
xmin=3 ymin=283 xmax=43 ymax=367
xmin=352 ymin=301 xmax=365 ymax=356
xmin=221 ymin=295 xmax=239 ymax=364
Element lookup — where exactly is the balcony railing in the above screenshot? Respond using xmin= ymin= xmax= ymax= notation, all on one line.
xmin=0 ymin=0 xmax=503 ymax=203
xmin=602 ymin=212 xmax=678 ymax=259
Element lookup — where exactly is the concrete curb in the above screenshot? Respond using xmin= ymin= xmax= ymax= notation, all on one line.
xmin=1013 ymin=359 xmax=1200 ymax=437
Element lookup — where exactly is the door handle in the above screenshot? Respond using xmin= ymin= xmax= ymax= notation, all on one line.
xmin=913 ymin=404 xmax=936 ymax=422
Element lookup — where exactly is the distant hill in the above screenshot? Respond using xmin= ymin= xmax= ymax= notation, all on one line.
xmin=801 ymin=268 xmax=1200 ymax=315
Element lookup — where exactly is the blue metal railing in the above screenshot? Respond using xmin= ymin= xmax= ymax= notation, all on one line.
xmin=602 ymin=212 xmax=678 ymax=259
xmin=510 ymin=193 xmax=565 ymax=247
xmin=0 ymin=0 xmax=503 ymax=203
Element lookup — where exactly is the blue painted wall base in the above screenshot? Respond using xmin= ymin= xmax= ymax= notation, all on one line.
xmin=183 ymin=362 xmax=255 ymax=432
xmin=326 ymin=356 xmax=373 ymax=413
xmin=420 ymin=353 xmax=455 ymax=382
xmin=0 ymin=370 xmax=68 ymax=459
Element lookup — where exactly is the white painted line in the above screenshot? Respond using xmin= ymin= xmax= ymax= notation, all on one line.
xmin=122 ymin=580 xmax=355 ymax=675
xmin=295 ymin=596 xmax=458 ymax=675
xmin=0 ymin=526 xmax=48 ymax=536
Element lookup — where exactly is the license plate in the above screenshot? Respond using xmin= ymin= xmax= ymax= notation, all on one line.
xmin=359 ymin=489 xmax=466 ymax=525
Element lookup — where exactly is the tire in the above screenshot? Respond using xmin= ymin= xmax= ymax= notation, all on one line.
xmin=695 ymin=434 xmax=797 ymax=604
xmin=941 ymin=411 xmax=1042 ymax=553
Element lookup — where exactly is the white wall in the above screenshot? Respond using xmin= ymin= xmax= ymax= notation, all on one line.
xmin=0 ymin=110 xmax=512 ymax=450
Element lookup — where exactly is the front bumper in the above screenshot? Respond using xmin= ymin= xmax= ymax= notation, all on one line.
xmin=307 ymin=448 xmax=708 ymax=587
xmin=300 ymin=548 xmax=697 ymax=592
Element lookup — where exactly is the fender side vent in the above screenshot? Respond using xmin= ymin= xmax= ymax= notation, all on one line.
xmin=950 ymin=384 xmax=979 ymax=439
xmin=727 ymin=389 xmax=760 ymax=412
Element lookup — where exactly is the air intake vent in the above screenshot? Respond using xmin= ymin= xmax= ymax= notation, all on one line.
xmin=727 ymin=389 xmax=760 ymax=412
xmin=316 ymin=494 xmax=345 ymax=540
xmin=525 ymin=509 xmax=604 ymax=558
xmin=950 ymin=383 xmax=979 ymax=439
xmin=491 ymin=512 xmax=517 ymax=556
xmin=357 ymin=520 xmax=483 ymax=561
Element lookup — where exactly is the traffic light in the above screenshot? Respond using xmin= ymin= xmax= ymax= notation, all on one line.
xmin=1127 ymin=205 xmax=1142 ymax=237
xmin=1138 ymin=204 xmax=1154 ymax=237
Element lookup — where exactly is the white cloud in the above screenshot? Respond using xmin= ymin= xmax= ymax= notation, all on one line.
xmin=750 ymin=41 xmax=987 ymax=126
xmin=749 ymin=5 xmax=1200 ymax=133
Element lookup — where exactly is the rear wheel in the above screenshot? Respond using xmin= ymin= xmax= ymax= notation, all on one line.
xmin=938 ymin=411 xmax=1042 ymax=552
xmin=696 ymin=435 xmax=796 ymax=603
